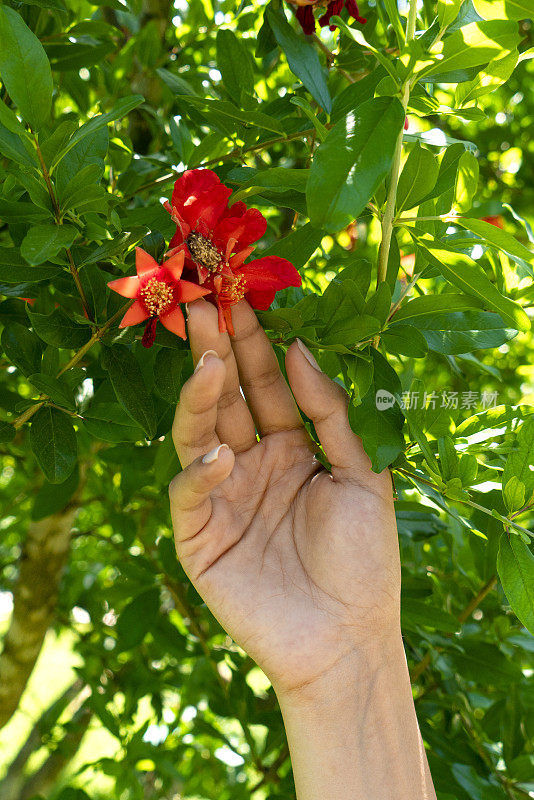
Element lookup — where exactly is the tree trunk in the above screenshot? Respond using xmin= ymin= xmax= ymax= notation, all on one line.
xmin=0 ymin=500 xmax=79 ymax=730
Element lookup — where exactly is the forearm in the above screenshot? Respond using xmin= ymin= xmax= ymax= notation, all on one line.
xmin=276 ymin=633 xmax=436 ymax=800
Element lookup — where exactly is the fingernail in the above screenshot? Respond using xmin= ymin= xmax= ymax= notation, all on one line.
xmin=296 ymin=338 xmax=321 ymax=372
xmin=185 ymin=303 xmax=190 ymax=317
xmin=194 ymin=349 xmax=219 ymax=374
xmin=202 ymin=443 xmax=229 ymax=464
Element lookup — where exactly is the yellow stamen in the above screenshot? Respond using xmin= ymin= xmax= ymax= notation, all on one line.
xmin=140 ymin=278 xmax=174 ymax=315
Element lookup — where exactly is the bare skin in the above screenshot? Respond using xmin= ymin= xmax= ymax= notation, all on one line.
xmin=169 ymin=297 xmax=436 ymax=800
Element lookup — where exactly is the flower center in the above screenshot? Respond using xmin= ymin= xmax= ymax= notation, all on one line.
xmin=186 ymin=232 xmax=222 ymax=272
xmin=140 ymin=277 xmax=174 ymax=316
xmin=221 ymin=273 xmax=247 ymax=303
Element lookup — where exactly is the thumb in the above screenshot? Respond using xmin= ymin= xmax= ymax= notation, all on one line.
xmin=285 ymin=338 xmax=373 ymax=479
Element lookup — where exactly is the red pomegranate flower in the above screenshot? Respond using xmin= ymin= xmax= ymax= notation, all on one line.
xmin=286 ymin=0 xmax=366 ymax=35
xmin=107 ymin=247 xmax=210 ymax=347
xmin=164 ymin=169 xmax=301 ymax=336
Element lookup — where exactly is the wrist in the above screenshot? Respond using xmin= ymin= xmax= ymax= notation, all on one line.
xmin=273 ymin=626 xmax=407 ymax=713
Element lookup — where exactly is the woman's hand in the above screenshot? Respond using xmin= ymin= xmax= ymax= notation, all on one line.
xmin=169 ymin=298 xmax=436 ymax=800
xmin=169 ymin=297 xmax=399 ymax=697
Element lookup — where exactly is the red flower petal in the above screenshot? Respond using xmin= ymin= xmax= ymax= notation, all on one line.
xmin=174 ymin=279 xmax=211 ymax=303
xmin=171 ymin=170 xmax=231 ymax=232
xmin=135 ymin=247 xmax=159 ymax=278
xmin=119 ymin=300 xmax=150 ymax=328
xmin=159 ymin=306 xmax=186 ymax=339
xmin=108 ymin=275 xmax=140 ymax=298
xmin=238 ymin=256 xmax=302 ymax=293
xmin=162 ymin=250 xmax=185 ymax=281
xmin=229 ymin=246 xmax=255 ymax=270
xmin=214 ymin=206 xmax=267 ymax=253
xmin=319 ymin=0 xmax=343 ymax=28
xmin=244 ymin=287 xmax=279 ymax=310
xmin=171 ymin=169 xmax=221 ymax=209
xmin=296 ymin=4 xmax=316 ymax=33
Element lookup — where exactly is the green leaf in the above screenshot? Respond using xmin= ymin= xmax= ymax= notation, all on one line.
xmin=55 ymin=127 xmax=108 ymax=195
xmin=79 ymin=264 xmax=108 ymax=323
xmin=290 ymin=96 xmax=329 ymax=142
xmin=0 ymin=246 xmax=61 ymax=284
xmin=153 ymin=349 xmax=188 ymax=404
xmin=0 ymin=199 xmax=51 ymax=223
xmin=438 ymin=0 xmax=463 ymax=28
xmin=102 ymin=345 xmax=157 ymax=439
xmin=393 ymin=293 xmax=483 ymax=323
xmin=0 ymin=7 xmax=53 ymax=131
xmin=28 ymin=308 xmax=91 ymax=349
xmin=30 ymin=406 xmax=77 ymax=483
xmin=27 ymin=373 xmax=75 ymax=409
xmin=499 ymin=533 xmax=534 ymax=635
xmin=503 ymin=476 xmax=526 ymax=514
xmin=51 ymin=95 xmax=144 ymax=170
xmin=416 ymin=21 xmax=520 ymax=79
xmin=334 ymin=17 xmax=400 ymax=84
xmin=382 ymin=324 xmax=429 ymax=358
xmin=0 ymin=121 xmax=37 ymax=167
xmin=456 ymin=49 xmax=519 ymax=105
xmin=261 ymin=223 xmax=323 ymax=268
xmin=266 ymin=9 xmax=332 ymax=114
xmin=1 ymin=323 xmax=42 ymax=375
xmin=452 ymin=764 xmax=508 ymax=800
xmin=410 ymin=233 xmax=530 ymax=332
xmin=307 ymin=96 xmax=404 ymax=232
xmin=401 ymin=598 xmax=460 ymax=633
xmin=450 ymin=640 xmax=523 ymax=688
xmin=503 ymin=417 xmax=534 ymax=502
xmin=21 ymin=224 xmax=77 ymax=266
xmin=412 ymin=310 xmax=517 ymax=354
xmin=216 ymin=29 xmax=254 ymax=103
xmin=178 ymin=95 xmax=285 ymax=136
xmin=31 ymin=464 xmax=80 ymax=521
xmin=472 ymin=0 xmax=534 ymax=20
xmin=454 ymin=150 xmax=479 ymax=213
xmin=116 ymin=588 xmax=161 ymax=650
xmin=83 ymin=404 xmax=145 ymax=443
xmin=348 ymin=349 xmax=404 ymax=473
xmin=397 ymin=144 xmax=440 ymax=212
xmin=457 ymin=218 xmax=533 ymax=268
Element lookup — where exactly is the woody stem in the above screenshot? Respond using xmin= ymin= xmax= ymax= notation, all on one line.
xmin=377 ymin=0 xmax=418 ymax=285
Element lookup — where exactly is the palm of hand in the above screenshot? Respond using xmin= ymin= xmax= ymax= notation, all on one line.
xmin=176 ymin=427 xmax=399 ymax=695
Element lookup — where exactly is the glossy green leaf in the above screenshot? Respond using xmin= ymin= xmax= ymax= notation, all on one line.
xmin=307 ymin=97 xmax=404 ymax=231
xmin=503 ymin=416 xmax=534 ymax=501
xmin=30 ymin=406 xmax=77 ymax=483
xmin=153 ymin=349 xmax=188 ymax=404
xmin=216 ymin=29 xmax=254 ymax=102
xmin=261 ymin=223 xmax=323 ymax=268
xmin=0 ymin=122 xmax=38 ymax=167
xmin=498 ymin=533 xmax=534 ymax=636
xmin=454 ymin=150 xmax=479 ymax=213
xmin=397 ymin=144 xmax=440 ymax=212
xmin=349 ymin=350 xmax=405 ymax=473
xmin=382 ymin=324 xmax=429 ymax=358
xmin=393 ymin=293 xmax=483 ymax=323
xmin=51 ymin=95 xmax=144 ymax=170
xmin=457 ymin=218 xmax=534 ymax=267
xmin=473 ymin=0 xmax=534 ymax=20
xmin=413 ymin=310 xmax=517 ymax=354
xmin=27 ymin=373 xmax=75 ymax=409
xmin=28 ymin=308 xmax=91 ymax=349
xmin=21 ymin=224 xmax=77 ymax=266
xmin=416 ymin=21 xmax=520 ymax=79
xmin=410 ymin=233 xmax=530 ymax=332
xmin=401 ymin=598 xmax=460 ymax=633
xmin=0 ymin=7 xmax=53 ymax=130
xmin=1 ymin=323 xmax=42 ymax=375
xmin=0 ymin=421 xmax=15 ymax=443
xmin=438 ymin=0 xmax=463 ymax=27
xmin=266 ymin=9 xmax=332 ymax=114
xmin=102 ymin=345 xmax=157 ymax=439
xmin=116 ymin=588 xmax=161 ymax=650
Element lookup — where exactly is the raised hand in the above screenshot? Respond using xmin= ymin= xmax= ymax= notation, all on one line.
xmin=169 ymin=297 xmax=399 ymax=695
